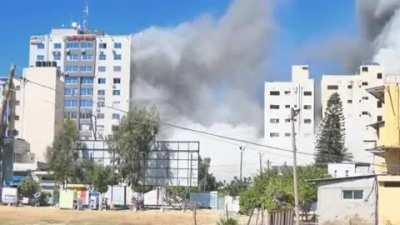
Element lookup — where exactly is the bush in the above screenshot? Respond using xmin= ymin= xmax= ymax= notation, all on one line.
xmin=216 ymin=218 xmax=239 ymax=225
xmin=39 ymin=192 xmax=50 ymax=206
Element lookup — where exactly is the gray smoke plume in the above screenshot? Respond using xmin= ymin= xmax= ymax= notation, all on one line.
xmin=357 ymin=0 xmax=400 ymax=73
xmin=132 ymin=0 xmax=273 ymax=132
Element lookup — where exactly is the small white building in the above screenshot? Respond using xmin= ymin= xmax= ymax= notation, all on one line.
xmin=314 ymin=175 xmax=377 ymax=225
xmin=321 ymin=64 xmax=384 ymax=163
xmin=264 ymin=65 xmax=315 ymax=162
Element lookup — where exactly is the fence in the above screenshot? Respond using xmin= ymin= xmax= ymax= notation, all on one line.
xmin=247 ymin=209 xmax=294 ymax=225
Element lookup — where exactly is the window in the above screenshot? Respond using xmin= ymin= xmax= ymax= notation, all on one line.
xmin=284 ymin=133 xmax=291 ymax=137
xmin=98 ymin=66 xmax=106 ymax=72
xmin=80 ymin=42 xmax=94 ymax=48
xmin=113 ymin=90 xmax=121 ymax=96
xmin=81 ymin=77 xmax=94 ymax=84
xmin=98 ymin=78 xmax=106 ymax=84
xmin=362 ymin=81 xmax=368 ymax=86
xmin=64 ymin=111 xmax=78 ymax=119
xmin=327 ymin=85 xmax=338 ymax=90
xmin=362 ymin=66 xmax=368 ymax=72
xmin=15 ymin=115 xmax=19 ymax=121
xmin=285 ymin=118 xmax=291 ymax=123
xmin=377 ymin=101 xmax=382 ymax=108
xmin=79 ymin=66 xmax=93 ymax=73
xmin=64 ymin=88 xmax=78 ymax=96
xmin=37 ymin=43 xmax=45 ymax=49
xmin=97 ymin=102 xmax=105 ymax=107
xmin=97 ymin=90 xmax=105 ymax=95
xmin=303 ymin=105 xmax=312 ymax=110
xmin=269 ymin=91 xmax=280 ymax=96
xmin=347 ymin=85 xmax=353 ymax=89
xmin=270 ymin=118 xmax=279 ymax=123
xmin=97 ymin=113 xmax=105 ymax=119
xmin=347 ymin=100 xmax=353 ymax=104
xmin=65 ymin=77 xmax=79 ymax=84
xmin=82 ymin=53 xmax=94 ymax=61
xmin=80 ymin=100 xmax=93 ymax=108
xmin=36 ymin=55 xmax=44 ymax=61
xmin=114 ymin=42 xmax=122 ymax=48
xmin=15 ymin=85 xmax=20 ymax=91
xmin=112 ymin=113 xmax=120 ymax=120
xmin=66 ymin=42 xmax=80 ymax=49
xmin=99 ymin=52 xmax=106 ymax=60
xmin=377 ymin=73 xmax=383 ymax=79
xmin=15 ymin=100 xmax=20 ymax=106
xmin=343 ymin=190 xmax=363 ymax=200
xmin=377 ymin=115 xmax=383 ymax=122
xmin=53 ymin=54 xmax=61 ymax=61
xmin=362 ymin=96 xmax=369 ymax=100
xmin=113 ymin=53 xmax=122 ymax=60
xmin=270 ymin=105 xmax=279 ymax=109
xmin=269 ymin=132 xmax=279 ymax=137
xmin=64 ymin=100 xmax=78 ymax=107
xmin=113 ymin=66 xmax=122 ymax=72
xmin=361 ymin=111 xmax=369 ymax=116
xmin=284 ymin=90 xmax=291 ymax=95
xmin=54 ymin=43 xmax=62 ymax=49
xmin=113 ymin=78 xmax=121 ymax=84
xmin=304 ymin=119 xmax=312 ymax=124
xmin=304 ymin=91 xmax=312 ymax=96
xmin=99 ymin=43 xmax=107 ymax=49
xmin=80 ymin=88 xmax=93 ymax=96
xmin=285 ymin=105 xmax=290 ymax=109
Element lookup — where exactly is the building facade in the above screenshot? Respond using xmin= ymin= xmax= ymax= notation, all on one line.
xmin=14 ymin=66 xmax=64 ymax=162
xmin=29 ymin=26 xmax=134 ymax=140
xmin=264 ymin=65 xmax=315 ymax=161
xmin=321 ymin=64 xmax=384 ymax=163
xmin=316 ymin=175 xmax=376 ymax=225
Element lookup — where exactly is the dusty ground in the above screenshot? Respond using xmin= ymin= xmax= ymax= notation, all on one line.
xmin=0 ymin=206 xmax=231 ymax=225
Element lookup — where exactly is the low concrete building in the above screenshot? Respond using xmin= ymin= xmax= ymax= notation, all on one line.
xmin=315 ymin=175 xmax=377 ymax=225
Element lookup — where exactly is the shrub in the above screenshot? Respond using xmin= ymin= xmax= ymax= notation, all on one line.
xmin=216 ymin=218 xmax=239 ymax=225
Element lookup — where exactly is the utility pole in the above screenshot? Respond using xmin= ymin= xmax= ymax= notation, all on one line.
xmin=291 ymin=107 xmax=300 ymax=225
xmin=258 ymin=152 xmax=263 ymax=173
xmin=0 ymin=65 xmax=16 ymax=188
xmin=239 ymin=146 xmax=245 ymax=181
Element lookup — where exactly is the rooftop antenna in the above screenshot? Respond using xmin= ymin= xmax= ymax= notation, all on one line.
xmin=82 ymin=0 xmax=89 ymax=32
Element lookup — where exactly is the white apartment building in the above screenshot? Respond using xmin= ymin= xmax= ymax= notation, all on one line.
xmin=14 ymin=66 xmax=64 ymax=162
xmin=321 ymin=64 xmax=384 ymax=163
xmin=265 ymin=65 xmax=315 ymax=162
xmin=29 ymin=25 xmax=133 ymax=140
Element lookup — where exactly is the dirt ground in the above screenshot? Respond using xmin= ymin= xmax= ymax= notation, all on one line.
xmin=0 ymin=206 xmax=232 ymax=225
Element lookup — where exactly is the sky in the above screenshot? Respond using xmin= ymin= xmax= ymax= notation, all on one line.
xmin=0 ymin=0 xmax=362 ymax=179
xmin=0 ymin=0 xmax=357 ymax=78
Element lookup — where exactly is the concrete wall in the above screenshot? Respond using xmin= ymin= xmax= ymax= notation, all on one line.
xmin=14 ymin=67 xmax=64 ymax=162
xmin=317 ymin=177 xmax=376 ymax=225
xmin=377 ymin=175 xmax=400 ymax=225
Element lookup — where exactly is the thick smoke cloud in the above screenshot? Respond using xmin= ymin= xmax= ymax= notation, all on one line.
xmin=132 ymin=0 xmax=273 ymax=132
xmin=357 ymin=0 xmax=400 ymax=74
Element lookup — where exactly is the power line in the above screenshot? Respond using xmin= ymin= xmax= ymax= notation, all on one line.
xmin=20 ymin=76 xmax=394 ymax=168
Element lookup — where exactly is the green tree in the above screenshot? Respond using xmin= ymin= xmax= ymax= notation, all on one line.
xmin=316 ymin=93 xmax=352 ymax=165
xmin=18 ymin=176 xmax=40 ymax=198
xmin=219 ymin=176 xmax=251 ymax=196
xmin=46 ymin=119 xmax=80 ymax=185
xmin=198 ymin=157 xmax=220 ymax=192
xmin=107 ymin=106 xmax=159 ymax=192
xmin=90 ymin=164 xmax=116 ymax=194
xmin=239 ymin=165 xmax=327 ymax=214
